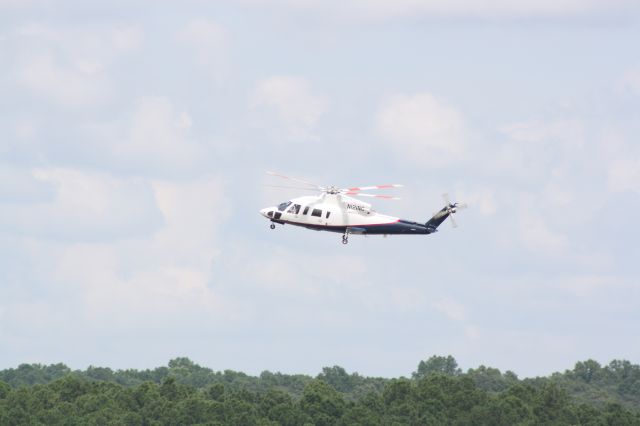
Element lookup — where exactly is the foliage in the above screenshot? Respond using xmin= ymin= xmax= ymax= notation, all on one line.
xmin=412 ymin=355 xmax=461 ymax=379
xmin=1 ymin=356 xmax=640 ymax=424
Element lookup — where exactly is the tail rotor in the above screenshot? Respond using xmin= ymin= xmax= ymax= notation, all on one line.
xmin=442 ymin=193 xmax=468 ymax=228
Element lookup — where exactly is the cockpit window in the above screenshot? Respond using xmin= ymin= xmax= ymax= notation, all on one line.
xmin=288 ymin=204 xmax=301 ymax=214
xmin=277 ymin=201 xmax=292 ymax=211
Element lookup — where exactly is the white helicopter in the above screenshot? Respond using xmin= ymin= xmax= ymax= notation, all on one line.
xmin=260 ymin=172 xmax=467 ymax=244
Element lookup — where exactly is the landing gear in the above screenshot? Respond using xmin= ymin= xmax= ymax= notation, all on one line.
xmin=270 ymin=223 xmax=276 ymax=230
xmin=342 ymin=228 xmax=350 ymax=244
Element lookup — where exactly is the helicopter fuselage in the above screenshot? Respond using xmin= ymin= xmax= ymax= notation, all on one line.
xmin=260 ymin=194 xmax=435 ymax=236
xmin=260 ymin=172 xmax=463 ymax=243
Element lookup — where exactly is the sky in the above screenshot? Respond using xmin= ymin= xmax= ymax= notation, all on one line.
xmin=1 ymin=0 xmax=640 ymax=379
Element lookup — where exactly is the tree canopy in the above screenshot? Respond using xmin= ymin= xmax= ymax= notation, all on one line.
xmin=1 ymin=356 xmax=640 ymax=425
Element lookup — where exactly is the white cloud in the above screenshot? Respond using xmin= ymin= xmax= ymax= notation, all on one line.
xmin=123 ymin=97 xmax=200 ymax=168
xmin=178 ymin=18 xmax=228 ymax=82
xmin=243 ymin=245 xmax=369 ymax=297
xmin=519 ymin=217 xmax=569 ymax=255
xmin=464 ymin=325 xmax=481 ymax=340
xmin=433 ymin=297 xmax=482 ymax=342
xmin=0 ymin=301 xmax=64 ymax=338
xmin=347 ymin=0 xmax=635 ymax=20
xmin=551 ymin=275 xmax=632 ymax=297
xmin=11 ymin=23 xmax=143 ymax=108
xmin=0 ymin=168 xmax=161 ymax=241
xmin=16 ymin=51 xmax=112 ymax=107
xmin=375 ymin=93 xmax=466 ymax=167
xmin=0 ymin=165 xmax=53 ymax=203
xmin=1 ymin=175 xmax=236 ymax=335
xmin=621 ymin=65 xmax=640 ymax=96
xmin=251 ymin=76 xmax=327 ymax=141
xmin=433 ymin=297 xmax=467 ymax=322
xmin=496 ymin=117 xmax=588 ymax=182
xmin=499 ymin=117 xmax=586 ymax=147
xmin=0 ymin=0 xmax=49 ymax=10
xmin=75 ymin=96 xmax=204 ymax=176
xmin=233 ymin=0 xmax=637 ymax=21
xmin=180 ymin=18 xmax=227 ymax=51
xmin=4 ymin=96 xmax=205 ymax=178
xmin=52 ymin=242 xmax=232 ymax=332
xmin=111 ymin=26 xmax=143 ymax=53
xmin=151 ymin=176 xmax=230 ymax=262
xmin=388 ymin=286 xmax=428 ymax=312
xmin=490 ymin=115 xmax=608 ymax=258
xmin=457 ymin=188 xmax=497 ymax=216
xmin=608 ymin=157 xmax=640 ymax=194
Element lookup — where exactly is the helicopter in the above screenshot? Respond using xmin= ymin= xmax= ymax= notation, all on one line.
xmin=260 ymin=172 xmax=467 ymax=244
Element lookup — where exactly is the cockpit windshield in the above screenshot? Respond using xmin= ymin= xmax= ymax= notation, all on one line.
xmin=277 ymin=201 xmax=292 ymax=211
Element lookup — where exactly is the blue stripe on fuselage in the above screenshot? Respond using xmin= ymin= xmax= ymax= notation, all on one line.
xmin=272 ymin=219 xmax=432 ymax=235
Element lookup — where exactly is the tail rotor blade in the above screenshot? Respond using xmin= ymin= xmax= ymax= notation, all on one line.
xmin=442 ymin=193 xmax=466 ymax=228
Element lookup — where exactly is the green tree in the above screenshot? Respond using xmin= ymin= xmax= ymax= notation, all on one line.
xmin=0 ymin=381 xmax=10 ymax=399
xmin=300 ymin=380 xmax=346 ymax=426
xmin=86 ymin=366 xmax=115 ymax=382
xmin=318 ymin=366 xmax=361 ymax=393
xmin=338 ymin=403 xmax=382 ymax=426
xmin=574 ymin=360 xmax=602 ymax=384
xmin=1 ymin=356 xmax=640 ymax=425
xmin=412 ymin=355 xmax=461 ymax=379
xmin=381 ymin=379 xmax=419 ymax=424
xmin=207 ymin=382 xmax=226 ymax=401
xmin=223 ymin=396 xmax=259 ymax=426
xmin=472 ymin=394 xmax=534 ymax=425
xmin=467 ymin=365 xmax=512 ymax=392
xmin=533 ymin=382 xmax=576 ymax=424
xmin=261 ymin=389 xmax=308 ymax=426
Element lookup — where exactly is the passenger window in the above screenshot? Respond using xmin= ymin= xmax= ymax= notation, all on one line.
xmin=326 ymin=211 xmax=331 ymax=219
xmin=288 ymin=204 xmax=301 ymax=214
xmin=311 ymin=208 xmax=322 ymax=217
xmin=302 ymin=206 xmax=309 ymax=215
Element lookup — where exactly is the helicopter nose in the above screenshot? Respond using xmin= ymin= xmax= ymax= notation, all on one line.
xmin=260 ymin=208 xmax=269 ymax=218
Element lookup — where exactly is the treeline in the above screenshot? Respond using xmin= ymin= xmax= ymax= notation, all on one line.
xmin=0 ymin=356 xmax=639 ymax=425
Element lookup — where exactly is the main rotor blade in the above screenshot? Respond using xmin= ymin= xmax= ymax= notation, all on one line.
xmin=261 ymin=184 xmax=320 ymax=191
xmin=347 ymin=193 xmax=401 ymax=200
xmin=266 ymin=171 xmax=322 ymax=189
xmin=344 ymin=184 xmax=403 ymax=192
